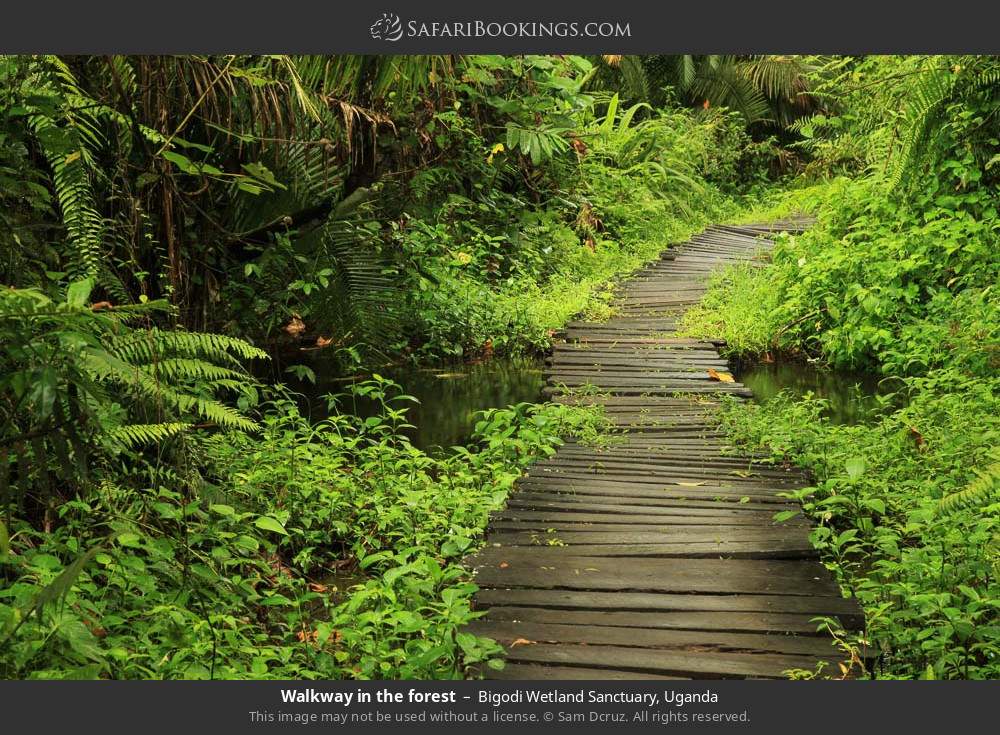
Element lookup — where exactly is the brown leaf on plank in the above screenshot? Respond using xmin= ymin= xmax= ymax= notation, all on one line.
xmin=707 ymin=368 xmax=735 ymax=383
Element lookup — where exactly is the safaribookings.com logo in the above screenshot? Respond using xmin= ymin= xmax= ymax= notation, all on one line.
xmin=369 ymin=13 xmax=631 ymax=41
xmin=370 ymin=13 xmax=404 ymax=41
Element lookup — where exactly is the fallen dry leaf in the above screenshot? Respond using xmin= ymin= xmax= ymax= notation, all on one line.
xmin=284 ymin=315 xmax=306 ymax=337
xmin=510 ymin=638 xmax=536 ymax=647
xmin=315 ymin=335 xmax=332 ymax=348
xmin=707 ymin=368 xmax=735 ymax=383
xmin=498 ymin=561 xmax=509 ymax=569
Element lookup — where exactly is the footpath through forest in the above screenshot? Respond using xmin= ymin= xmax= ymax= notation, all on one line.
xmin=465 ymin=219 xmax=865 ymax=679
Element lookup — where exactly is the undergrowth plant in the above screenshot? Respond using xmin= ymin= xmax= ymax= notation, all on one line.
xmin=698 ymin=55 xmax=1000 ymax=679
xmin=0 ymin=377 xmax=608 ymax=679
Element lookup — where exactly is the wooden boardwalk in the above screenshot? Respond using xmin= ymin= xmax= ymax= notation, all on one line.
xmin=466 ymin=218 xmax=864 ymax=680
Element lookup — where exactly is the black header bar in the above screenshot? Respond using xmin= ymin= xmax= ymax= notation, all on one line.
xmin=1 ymin=1 xmax=998 ymax=54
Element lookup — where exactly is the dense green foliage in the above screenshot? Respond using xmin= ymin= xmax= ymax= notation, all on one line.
xmin=0 ymin=55 xmax=769 ymax=362
xmin=686 ymin=56 xmax=999 ymax=678
xmin=1 ymin=375 xmax=608 ymax=678
xmin=4 ymin=52 xmax=995 ymax=680
xmin=1 ymin=53 xmax=781 ymax=679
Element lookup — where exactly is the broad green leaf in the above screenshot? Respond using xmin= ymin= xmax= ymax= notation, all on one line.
xmin=254 ymin=515 xmax=288 ymax=536
xmin=66 ymin=277 xmax=94 ymax=308
xmin=845 ymin=457 xmax=866 ymax=481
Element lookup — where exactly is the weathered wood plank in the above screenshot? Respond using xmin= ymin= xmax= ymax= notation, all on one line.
xmin=467 ymin=621 xmax=843 ymax=658
xmin=498 ymin=643 xmax=831 ymax=679
xmin=468 ymin=552 xmax=845 ymax=597
xmin=486 ymin=664 xmax=686 ymax=680
xmin=480 ymin=541 xmax=817 ymax=559
xmin=491 ymin=510 xmax=799 ymax=527
xmin=473 ymin=589 xmax=864 ymax=625
xmin=487 ymin=526 xmax=810 ymax=545
xmin=480 ymin=606 xmax=832 ymax=634
xmin=507 ymin=491 xmax=796 ymax=513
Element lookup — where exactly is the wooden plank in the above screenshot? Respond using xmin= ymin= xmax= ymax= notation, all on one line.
xmin=480 ymin=541 xmax=816 ymax=559
xmin=497 ymin=643 xmax=829 ymax=679
xmin=488 ymin=527 xmax=810 ymax=545
xmin=503 ymin=497 xmax=797 ymax=519
xmin=486 ymin=664 xmax=685 ymax=680
xmin=524 ymin=468 xmax=803 ymax=487
xmin=515 ymin=475 xmax=788 ymax=491
xmin=489 ymin=520 xmax=793 ymax=533
xmin=497 ymin=488 xmax=789 ymax=508
xmin=468 ymin=551 xmax=846 ymax=597
xmin=480 ymin=606 xmax=831 ymax=634
xmin=473 ymin=589 xmax=864 ymax=625
xmin=535 ymin=455 xmax=798 ymax=472
xmin=468 ymin=621 xmax=844 ymax=658
xmin=508 ymin=491 xmax=797 ymax=513
xmin=492 ymin=510 xmax=799 ymax=527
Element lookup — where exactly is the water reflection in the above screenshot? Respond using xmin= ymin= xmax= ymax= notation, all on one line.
xmin=734 ymin=360 xmax=888 ymax=425
xmin=294 ymin=356 xmax=545 ymax=451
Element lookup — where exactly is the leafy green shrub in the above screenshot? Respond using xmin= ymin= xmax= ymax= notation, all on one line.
xmin=721 ymin=373 xmax=999 ymax=679
xmin=681 ymin=260 xmax=786 ymax=356
xmin=1 ymin=278 xmax=265 ymax=513
xmin=699 ymin=55 xmax=1000 ymax=679
xmin=1 ymin=376 xmax=608 ymax=679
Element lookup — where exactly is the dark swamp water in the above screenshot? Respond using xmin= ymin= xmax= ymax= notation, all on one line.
xmin=273 ymin=351 xmax=885 ymax=454
xmin=279 ymin=354 xmax=547 ymax=452
xmin=734 ymin=360 xmax=889 ymax=425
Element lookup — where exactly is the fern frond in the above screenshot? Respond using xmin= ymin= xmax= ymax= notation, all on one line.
xmin=28 ymin=116 xmax=104 ymax=280
xmin=692 ymin=63 xmax=771 ymax=124
xmin=82 ymin=348 xmax=260 ymax=432
xmin=938 ymin=462 xmax=1000 ymax=515
xmin=108 ymin=422 xmax=189 ymax=449
xmin=143 ymin=358 xmax=248 ymax=384
xmin=618 ymin=56 xmax=650 ymax=104
xmin=109 ymin=328 xmax=268 ymax=364
xmin=885 ymin=59 xmax=955 ymax=189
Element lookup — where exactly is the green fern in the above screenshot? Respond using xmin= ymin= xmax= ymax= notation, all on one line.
xmin=938 ymin=462 xmax=1000 ymax=515
xmin=28 ymin=115 xmax=104 ymax=280
xmin=26 ymin=57 xmax=108 ymax=281
xmin=83 ymin=344 xmax=261 ymax=432
xmin=2 ymin=279 xmax=268 ymax=505
xmin=108 ymin=423 xmax=189 ymax=450
xmin=885 ymin=56 xmax=1000 ymax=188
xmin=592 ymin=55 xmax=818 ymax=129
